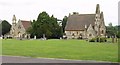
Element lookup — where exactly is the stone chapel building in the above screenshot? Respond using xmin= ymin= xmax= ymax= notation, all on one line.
xmin=64 ymin=4 xmax=106 ymax=39
xmin=10 ymin=15 xmax=31 ymax=38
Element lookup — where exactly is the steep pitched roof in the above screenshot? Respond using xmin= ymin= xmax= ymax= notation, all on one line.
xmin=21 ymin=20 xmax=31 ymax=30
xmin=65 ymin=14 xmax=95 ymax=31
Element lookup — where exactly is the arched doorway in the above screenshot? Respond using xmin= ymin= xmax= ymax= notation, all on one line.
xmin=72 ymin=33 xmax=75 ymax=39
xmin=79 ymin=33 xmax=83 ymax=39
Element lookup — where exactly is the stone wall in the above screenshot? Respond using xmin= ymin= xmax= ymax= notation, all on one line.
xmin=65 ymin=31 xmax=85 ymax=39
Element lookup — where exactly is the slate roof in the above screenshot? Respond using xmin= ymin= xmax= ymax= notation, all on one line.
xmin=65 ymin=14 xmax=96 ymax=31
xmin=21 ymin=20 xmax=31 ymax=30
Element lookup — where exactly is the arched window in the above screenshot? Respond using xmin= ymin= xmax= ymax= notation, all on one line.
xmin=89 ymin=34 xmax=92 ymax=36
xmin=77 ymin=32 xmax=78 ymax=35
xmin=79 ymin=33 xmax=82 ymax=36
xmin=101 ymin=30 xmax=104 ymax=34
xmin=64 ymin=33 xmax=66 ymax=35
xmin=18 ymin=31 xmax=20 ymax=34
xmin=72 ymin=33 xmax=75 ymax=36
xmin=79 ymin=33 xmax=83 ymax=39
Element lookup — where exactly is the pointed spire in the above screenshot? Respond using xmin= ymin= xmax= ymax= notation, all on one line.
xmin=12 ymin=15 xmax=17 ymax=24
xmin=96 ymin=4 xmax=100 ymax=14
xmin=100 ymin=11 xmax=105 ymax=25
xmin=100 ymin=12 xmax=104 ymax=22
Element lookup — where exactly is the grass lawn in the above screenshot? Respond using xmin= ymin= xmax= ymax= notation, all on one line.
xmin=1 ymin=39 xmax=118 ymax=62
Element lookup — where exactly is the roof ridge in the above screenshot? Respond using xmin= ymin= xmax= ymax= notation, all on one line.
xmin=20 ymin=20 xmax=28 ymax=21
xmin=79 ymin=14 xmax=93 ymax=15
xmin=71 ymin=14 xmax=95 ymax=16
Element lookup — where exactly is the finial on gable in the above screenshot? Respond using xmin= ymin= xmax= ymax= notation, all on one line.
xmin=69 ymin=13 xmax=71 ymax=16
xmin=100 ymin=11 xmax=104 ymax=23
xmin=100 ymin=11 xmax=103 ymax=18
xmin=73 ymin=12 xmax=79 ymax=15
xmin=12 ymin=14 xmax=17 ymax=24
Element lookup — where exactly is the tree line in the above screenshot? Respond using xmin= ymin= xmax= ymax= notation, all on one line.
xmin=106 ymin=23 xmax=120 ymax=38
xmin=0 ymin=11 xmax=119 ymax=39
xmin=27 ymin=11 xmax=67 ymax=39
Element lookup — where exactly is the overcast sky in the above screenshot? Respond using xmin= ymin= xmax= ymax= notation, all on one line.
xmin=0 ymin=0 xmax=119 ymax=26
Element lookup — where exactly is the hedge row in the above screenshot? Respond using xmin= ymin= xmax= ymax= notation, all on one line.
xmin=89 ymin=37 xmax=107 ymax=42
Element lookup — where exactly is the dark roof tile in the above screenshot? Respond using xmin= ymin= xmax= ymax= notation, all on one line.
xmin=21 ymin=20 xmax=31 ymax=30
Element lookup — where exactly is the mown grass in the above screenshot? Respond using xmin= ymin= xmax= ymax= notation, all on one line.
xmin=2 ymin=39 xmax=118 ymax=62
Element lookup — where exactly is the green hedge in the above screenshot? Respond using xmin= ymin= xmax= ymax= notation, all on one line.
xmin=89 ymin=37 xmax=107 ymax=42
xmin=89 ymin=38 xmax=96 ymax=42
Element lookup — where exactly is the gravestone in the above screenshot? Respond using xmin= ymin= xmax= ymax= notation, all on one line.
xmin=112 ymin=36 xmax=114 ymax=43
xmin=60 ymin=37 xmax=62 ymax=40
xmin=34 ymin=36 xmax=36 ymax=39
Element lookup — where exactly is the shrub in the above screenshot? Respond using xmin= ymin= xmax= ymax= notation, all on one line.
xmin=96 ymin=37 xmax=99 ymax=42
xmin=89 ymin=37 xmax=107 ymax=42
xmin=99 ymin=37 xmax=107 ymax=42
xmin=89 ymin=38 xmax=96 ymax=42
xmin=77 ymin=37 xmax=82 ymax=39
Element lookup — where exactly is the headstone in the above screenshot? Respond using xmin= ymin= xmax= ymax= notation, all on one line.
xmin=0 ymin=35 xmax=3 ymax=39
xmin=43 ymin=34 xmax=45 ymax=38
xmin=4 ymin=36 xmax=7 ymax=40
xmin=112 ymin=36 xmax=114 ymax=43
xmin=28 ymin=34 xmax=30 ymax=39
xmin=106 ymin=36 xmax=108 ymax=38
xmin=34 ymin=36 xmax=36 ymax=39
xmin=0 ymin=37 xmax=2 ymax=39
xmin=44 ymin=37 xmax=46 ymax=40
xmin=25 ymin=34 xmax=27 ymax=39
xmin=60 ymin=37 xmax=62 ymax=40
xmin=7 ymin=35 xmax=9 ymax=39
xmin=115 ymin=35 xmax=117 ymax=43
xmin=43 ymin=34 xmax=46 ymax=40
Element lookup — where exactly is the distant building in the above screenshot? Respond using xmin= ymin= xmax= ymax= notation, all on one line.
xmin=0 ymin=19 xmax=2 ymax=36
xmin=10 ymin=15 xmax=31 ymax=38
xmin=64 ymin=4 xmax=106 ymax=39
xmin=0 ymin=19 xmax=2 ymax=24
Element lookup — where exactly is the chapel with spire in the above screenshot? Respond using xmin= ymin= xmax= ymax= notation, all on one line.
xmin=10 ymin=15 xmax=31 ymax=39
xmin=64 ymin=4 xmax=106 ymax=39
